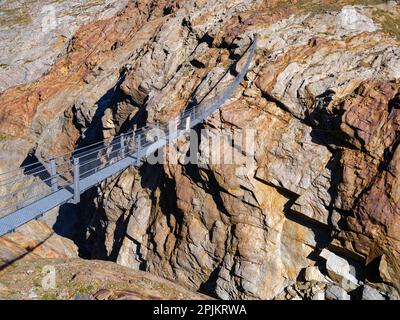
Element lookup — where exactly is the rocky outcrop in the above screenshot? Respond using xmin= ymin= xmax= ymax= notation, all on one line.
xmin=83 ymin=2 xmax=400 ymax=300
xmin=1 ymin=0 xmax=400 ymax=300
xmin=0 ymin=0 xmax=129 ymax=93
xmin=0 ymin=220 xmax=78 ymax=271
xmin=0 ymin=0 xmax=170 ymax=172
xmin=0 ymin=258 xmax=210 ymax=300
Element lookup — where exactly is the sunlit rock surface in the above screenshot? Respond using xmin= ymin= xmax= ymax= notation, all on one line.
xmin=0 ymin=0 xmax=400 ymax=300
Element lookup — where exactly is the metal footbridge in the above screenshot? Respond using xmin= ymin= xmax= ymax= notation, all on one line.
xmin=0 ymin=37 xmax=257 ymax=237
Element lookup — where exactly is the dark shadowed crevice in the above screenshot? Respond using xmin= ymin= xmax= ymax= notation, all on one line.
xmin=325 ymin=152 xmax=342 ymax=228
xmin=260 ymin=90 xmax=298 ymax=118
xmin=0 ymin=233 xmax=53 ymax=271
xmin=388 ymin=91 xmax=400 ymax=113
xmin=199 ymin=33 xmax=215 ymax=47
xmin=85 ymin=192 xmax=109 ymax=260
xmin=199 ymin=263 xmax=223 ymax=298
xmin=163 ymin=5 xmax=172 ymax=16
xmin=54 ymin=187 xmax=101 ymax=259
xmin=378 ymin=133 xmax=400 ymax=172
xmin=20 ymin=152 xmax=40 ymax=170
xmin=190 ymin=59 xmax=206 ymax=69
xmin=53 ymin=203 xmax=87 ymax=257
xmin=75 ymin=71 xmax=127 ymax=148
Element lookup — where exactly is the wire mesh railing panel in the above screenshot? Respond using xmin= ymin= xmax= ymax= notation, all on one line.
xmin=0 ymin=176 xmax=51 ymax=217
xmin=0 ymin=156 xmax=75 ymax=217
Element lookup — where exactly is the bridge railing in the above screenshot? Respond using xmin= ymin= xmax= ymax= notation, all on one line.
xmin=0 ymin=36 xmax=257 ymax=219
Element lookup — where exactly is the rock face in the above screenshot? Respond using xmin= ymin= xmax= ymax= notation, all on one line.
xmin=0 ymin=0 xmax=129 ymax=93
xmin=1 ymin=0 xmax=400 ymax=300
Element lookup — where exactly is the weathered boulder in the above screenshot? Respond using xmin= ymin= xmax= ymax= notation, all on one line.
xmin=312 ymin=290 xmax=325 ymax=300
xmin=319 ymin=249 xmax=360 ymax=292
xmin=304 ymin=266 xmax=327 ymax=283
xmin=361 ymin=285 xmax=386 ymax=300
xmin=0 ymin=220 xmax=78 ymax=270
xmin=325 ymin=285 xmax=351 ymax=301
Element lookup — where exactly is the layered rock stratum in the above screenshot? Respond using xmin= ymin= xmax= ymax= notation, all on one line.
xmin=1 ymin=0 xmax=400 ymax=300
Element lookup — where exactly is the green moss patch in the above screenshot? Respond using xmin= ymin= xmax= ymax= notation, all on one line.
xmin=0 ymin=134 xmax=14 ymax=142
xmin=370 ymin=8 xmax=400 ymax=41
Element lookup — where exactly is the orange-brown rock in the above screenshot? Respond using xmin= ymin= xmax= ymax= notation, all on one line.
xmin=340 ymin=81 xmax=400 ymax=159
xmin=0 ymin=0 xmax=169 ymax=167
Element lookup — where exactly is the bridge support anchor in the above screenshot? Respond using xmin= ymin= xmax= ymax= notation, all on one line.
xmin=49 ymin=158 xmax=58 ymax=192
xmin=73 ymin=157 xmax=80 ymax=204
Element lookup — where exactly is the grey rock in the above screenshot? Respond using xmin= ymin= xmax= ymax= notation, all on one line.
xmin=291 ymin=167 xmax=333 ymax=226
xmin=28 ymin=288 xmax=40 ymax=300
xmin=361 ymin=285 xmax=386 ymax=300
xmin=325 ymin=285 xmax=351 ymax=300
xmin=312 ymin=290 xmax=325 ymax=300
xmin=320 ymin=249 xmax=360 ymax=291
xmin=255 ymin=119 xmax=332 ymax=195
xmin=337 ymin=7 xmax=378 ymax=34
xmin=388 ymin=293 xmax=400 ymax=301
xmin=74 ymin=293 xmax=94 ymax=300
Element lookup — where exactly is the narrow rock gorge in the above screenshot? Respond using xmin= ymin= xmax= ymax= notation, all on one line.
xmin=1 ymin=0 xmax=400 ymax=300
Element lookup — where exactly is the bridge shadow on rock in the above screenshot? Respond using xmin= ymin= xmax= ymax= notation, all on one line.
xmin=0 ymin=233 xmax=53 ymax=271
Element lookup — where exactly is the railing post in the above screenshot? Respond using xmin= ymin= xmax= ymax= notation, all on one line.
xmin=121 ymin=134 xmax=126 ymax=158
xmin=185 ymin=115 xmax=191 ymax=131
xmin=49 ymin=158 xmax=58 ymax=192
xmin=136 ymin=134 xmax=141 ymax=166
xmin=73 ymin=157 xmax=80 ymax=204
xmin=192 ymin=108 xmax=196 ymax=126
xmin=169 ymin=118 xmax=177 ymax=142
